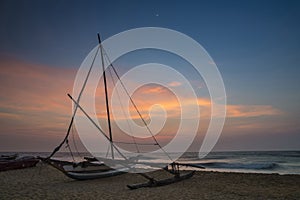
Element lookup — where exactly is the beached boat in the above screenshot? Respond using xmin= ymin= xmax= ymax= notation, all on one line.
xmin=0 ymin=156 xmax=39 ymax=171
xmin=42 ymin=33 xmax=204 ymax=188
xmin=0 ymin=153 xmax=18 ymax=161
xmin=40 ymin=157 xmax=127 ymax=180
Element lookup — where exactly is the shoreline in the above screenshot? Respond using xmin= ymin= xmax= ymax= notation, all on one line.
xmin=2 ymin=151 xmax=299 ymax=175
xmin=0 ymin=164 xmax=299 ymax=199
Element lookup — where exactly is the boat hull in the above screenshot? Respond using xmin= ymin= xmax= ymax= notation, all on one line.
xmin=0 ymin=156 xmax=39 ymax=171
xmin=66 ymin=168 xmax=128 ymax=180
xmin=41 ymin=157 xmax=127 ymax=180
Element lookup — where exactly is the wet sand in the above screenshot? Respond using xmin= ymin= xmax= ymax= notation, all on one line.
xmin=0 ymin=164 xmax=299 ymax=199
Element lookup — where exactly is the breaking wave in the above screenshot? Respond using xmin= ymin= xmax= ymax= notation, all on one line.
xmin=199 ymin=162 xmax=279 ymax=170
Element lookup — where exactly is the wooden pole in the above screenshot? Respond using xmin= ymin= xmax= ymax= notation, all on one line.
xmin=98 ymin=33 xmax=114 ymax=159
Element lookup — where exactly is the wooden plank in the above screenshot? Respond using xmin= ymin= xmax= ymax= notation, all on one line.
xmin=127 ymin=171 xmax=195 ymax=189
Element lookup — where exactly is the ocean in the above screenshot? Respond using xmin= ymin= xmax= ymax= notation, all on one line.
xmin=180 ymin=151 xmax=300 ymax=175
xmin=2 ymin=151 xmax=300 ymax=175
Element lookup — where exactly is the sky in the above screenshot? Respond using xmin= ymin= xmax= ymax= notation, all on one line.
xmin=0 ymin=0 xmax=299 ymax=152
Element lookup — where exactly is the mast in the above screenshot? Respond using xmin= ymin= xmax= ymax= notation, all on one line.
xmin=98 ymin=33 xmax=114 ymax=159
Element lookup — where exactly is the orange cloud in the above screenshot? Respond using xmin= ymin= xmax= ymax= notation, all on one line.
xmin=0 ymin=57 xmax=75 ymax=137
xmin=226 ymin=105 xmax=282 ymax=118
xmin=100 ymin=84 xmax=281 ymax=121
xmin=168 ymin=81 xmax=182 ymax=87
xmin=140 ymin=85 xmax=166 ymax=94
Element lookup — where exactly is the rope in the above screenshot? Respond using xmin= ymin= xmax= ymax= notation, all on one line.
xmin=71 ymin=124 xmax=82 ymax=158
xmin=105 ymin=145 xmax=110 ymax=158
xmin=68 ymin=94 xmax=127 ymax=160
xmin=47 ymin=45 xmax=100 ymax=159
xmin=107 ymin=65 xmax=140 ymax=153
xmin=102 ymin=49 xmax=173 ymax=162
xmin=114 ymin=141 xmax=158 ymax=145
xmin=66 ymin=139 xmax=75 ymax=162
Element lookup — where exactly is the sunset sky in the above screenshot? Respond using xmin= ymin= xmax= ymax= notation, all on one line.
xmin=0 ymin=0 xmax=299 ymax=152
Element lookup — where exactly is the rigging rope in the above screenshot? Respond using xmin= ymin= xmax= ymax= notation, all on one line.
xmin=68 ymin=93 xmax=128 ymax=160
xmin=46 ymin=45 xmax=101 ymax=159
xmin=102 ymin=49 xmax=173 ymax=162
xmin=107 ymin=65 xmax=140 ymax=153
xmin=66 ymin=139 xmax=75 ymax=162
xmin=71 ymin=124 xmax=82 ymax=158
xmin=114 ymin=141 xmax=157 ymax=145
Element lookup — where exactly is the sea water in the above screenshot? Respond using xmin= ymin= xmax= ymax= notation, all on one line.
xmin=3 ymin=151 xmax=300 ymax=175
xmin=179 ymin=151 xmax=300 ymax=175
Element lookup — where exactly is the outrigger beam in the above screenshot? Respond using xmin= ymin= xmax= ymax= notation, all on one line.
xmin=127 ymin=171 xmax=195 ymax=189
xmin=128 ymin=162 xmax=201 ymax=189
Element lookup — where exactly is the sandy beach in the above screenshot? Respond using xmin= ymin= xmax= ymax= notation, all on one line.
xmin=0 ymin=163 xmax=299 ymax=200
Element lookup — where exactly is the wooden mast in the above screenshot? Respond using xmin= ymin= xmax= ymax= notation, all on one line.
xmin=98 ymin=33 xmax=114 ymax=159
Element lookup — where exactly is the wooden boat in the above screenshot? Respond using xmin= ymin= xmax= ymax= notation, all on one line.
xmin=0 ymin=153 xmax=18 ymax=161
xmin=40 ymin=157 xmax=127 ymax=180
xmin=43 ymin=33 xmax=204 ymax=188
xmin=0 ymin=156 xmax=39 ymax=171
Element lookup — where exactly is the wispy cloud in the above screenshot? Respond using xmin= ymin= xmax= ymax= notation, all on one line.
xmin=226 ymin=105 xmax=282 ymax=118
xmin=167 ymin=81 xmax=182 ymax=87
xmin=0 ymin=57 xmax=75 ymax=136
xmin=140 ymin=85 xmax=166 ymax=94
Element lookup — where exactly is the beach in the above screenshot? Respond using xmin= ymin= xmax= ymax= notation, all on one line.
xmin=0 ymin=164 xmax=299 ymax=200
